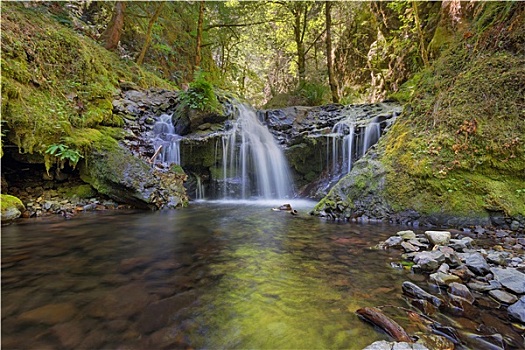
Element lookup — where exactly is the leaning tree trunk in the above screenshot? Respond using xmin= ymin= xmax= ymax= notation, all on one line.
xmin=137 ymin=2 xmax=165 ymax=66
xmin=102 ymin=1 xmax=127 ymax=50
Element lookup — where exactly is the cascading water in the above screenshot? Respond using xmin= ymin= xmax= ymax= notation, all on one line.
xmin=152 ymin=113 xmax=181 ymax=164
xmin=220 ymin=104 xmax=293 ymax=199
xmin=361 ymin=117 xmax=381 ymax=157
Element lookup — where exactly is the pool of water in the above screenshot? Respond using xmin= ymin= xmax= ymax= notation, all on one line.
xmin=2 ymin=200 xmax=514 ymax=349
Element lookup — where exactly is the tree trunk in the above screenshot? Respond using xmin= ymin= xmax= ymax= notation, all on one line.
xmin=325 ymin=1 xmax=339 ymax=103
xmin=102 ymin=1 xmax=127 ymax=50
xmin=356 ymin=307 xmax=413 ymax=343
xmin=413 ymin=1 xmax=429 ymax=67
xmin=293 ymin=3 xmax=306 ymax=85
xmin=195 ymin=0 xmax=205 ymax=71
xmin=137 ymin=2 xmax=165 ymax=66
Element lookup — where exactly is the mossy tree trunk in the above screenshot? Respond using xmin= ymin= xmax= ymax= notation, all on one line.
xmin=136 ymin=2 xmax=165 ymax=66
xmin=195 ymin=0 xmax=205 ymax=71
xmin=325 ymin=1 xmax=339 ymax=103
xmin=102 ymin=1 xmax=127 ymax=50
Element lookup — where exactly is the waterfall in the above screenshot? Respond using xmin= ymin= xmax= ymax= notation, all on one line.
xmin=195 ymin=175 xmax=205 ymax=200
xmin=220 ymin=104 xmax=293 ymax=199
xmin=152 ymin=113 xmax=181 ymax=165
xmin=361 ymin=117 xmax=381 ymax=157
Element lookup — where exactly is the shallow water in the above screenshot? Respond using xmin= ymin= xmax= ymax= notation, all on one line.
xmin=1 ymin=201 xmax=520 ymax=349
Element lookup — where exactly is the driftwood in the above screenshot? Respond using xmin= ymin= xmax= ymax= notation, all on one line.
xmin=356 ymin=306 xmax=413 ymax=343
xmin=148 ymin=145 xmax=163 ymax=165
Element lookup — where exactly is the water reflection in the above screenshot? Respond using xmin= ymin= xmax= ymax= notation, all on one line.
xmin=3 ymin=201 xmax=413 ymax=349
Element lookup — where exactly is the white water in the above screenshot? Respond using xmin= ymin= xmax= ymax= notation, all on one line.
xmin=220 ymin=104 xmax=293 ymax=199
xmin=152 ymin=113 xmax=181 ymax=165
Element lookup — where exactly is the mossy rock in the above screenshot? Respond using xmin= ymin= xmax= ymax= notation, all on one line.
xmin=1 ymin=194 xmax=25 ymax=223
xmin=63 ymin=184 xmax=97 ymax=199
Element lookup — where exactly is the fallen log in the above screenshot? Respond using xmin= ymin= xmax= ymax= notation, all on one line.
xmin=356 ymin=306 xmax=413 ymax=343
xmin=148 ymin=145 xmax=163 ymax=165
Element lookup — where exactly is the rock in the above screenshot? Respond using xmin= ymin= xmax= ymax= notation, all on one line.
xmin=450 ymin=265 xmax=475 ymax=281
xmin=413 ymin=251 xmax=445 ymax=272
xmin=438 ymin=246 xmax=461 ymax=267
xmin=137 ymin=290 xmax=197 ymax=333
xmin=448 ymin=282 xmax=475 ymax=304
xmin=401 ymin=241 xmax=419 ymax=253
xmin=430 ymin=272 xmax=461 ymax=286
xmin=508 ymin=296 xmax=525 ymax=323
xmin=1 ymin=194 xmax=25 ymax=222
xmin=87 ymin=283 xmax=151 ymax=319
xmin=384 ymin=236 xmax=404 ymax=248
xmin=465 ymin=253 xmax=490 ymax=275
xmin=467 ymin=280 xmax=501 ymax=292
xmin=487 ymin=252 xmax=509 ymax=266
xmin=510 ymin=220 xmax=520 ymax=231
xmin=51 ymin=322 xmax=84 ymax=348
xmin=402 ymin=281 xmax=442 ymax=307
xmin=490 ymin=267 xmax=525 ymax=294
xmin=363 ymin=341 xmax=429 ymax=350
xmin=397 ymin=230 xmax=416 ymax=240
xmin=18 ymin=303 xmax=77 ymax=325
xmin=424 ymin=231 xmax=451 ymax=246
xmin=489 ymin=289 xmax=518 ymax=304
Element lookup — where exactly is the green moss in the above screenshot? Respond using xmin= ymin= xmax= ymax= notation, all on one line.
xmin=170 ymin=164 xmax=185 ymax=175
xmin=63 ymin=184 xmax=97 ymax=199
xmin=1 ymin=3 xmax=173 ymax=163
xmin=0 ymin=194 xmax=25 ymax=213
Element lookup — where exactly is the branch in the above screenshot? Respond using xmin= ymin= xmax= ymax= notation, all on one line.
xmin=304 ymin=28 xmax=327 ymax=56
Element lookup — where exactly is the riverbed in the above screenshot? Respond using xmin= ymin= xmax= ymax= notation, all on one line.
xmin=0 ymin=200 xmax=519 ymax=349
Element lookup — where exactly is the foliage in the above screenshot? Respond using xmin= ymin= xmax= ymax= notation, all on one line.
xmin=178 ymin=70 xmax=222 ymax=114
xmin=295 ymin=82 xmax=329 ymax=106
xmin=1 ymin=3 xmax=171 ymax=165
xmin=45 ymin=143 xmax=83 ymax=172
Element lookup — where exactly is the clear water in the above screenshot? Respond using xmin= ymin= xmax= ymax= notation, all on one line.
xmin=2 ymin=201 xmax=520 ymax=349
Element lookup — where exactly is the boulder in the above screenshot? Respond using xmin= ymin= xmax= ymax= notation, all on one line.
xmin=1 ymin=194 xmax=25 ymax=223
xmin=448 ymin=282 xmax=475 ymax=304
xmin=397 ymin=230 xmax=416 ymax=240
xmin=490 ymin=267 xmax=525 ymax=294
xmin=413 ymin=251 xmax=445 ymax=272
xmin=424 ymin=231 xmax=451 ymax=246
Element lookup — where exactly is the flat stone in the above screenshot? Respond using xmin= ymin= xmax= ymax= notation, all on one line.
xmin=425 ymin=231 xmax=451 ymax=246
xmin=489 ymin=289 xmax=518 ymax=304
xmin=87 ymin=283 xmax=151 ymax=319
xmin=468 ymin=280 xmax=501 ymax=292
xmin=430 ymin=272 xmax=461 ymax=286
xmin=19 ymin=303 xmax=77 ymax=325
xmin=490 ymin=267 xmax=525 ymax=294
xmin=397 ymin=230 xmax=416 ymax=240
xmin=487 ymin=252 xmax=509 ymax=266
xmin=414 ymin=251 xmax=445 ymax=272
xmin=448 ymin=282 xmax=475 ymax=304
xmin=508 ymin=296 xmax=525 ymax=323
xmin=384 ymin=236 xmax=403 ymax=247
xmin=465 ymin=253 xmax=490 ymax=275
xmin=401 ymin=241 xmax=419 ymax=253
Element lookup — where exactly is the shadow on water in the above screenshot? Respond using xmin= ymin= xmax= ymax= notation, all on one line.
xmin=3 ymin=201 xmax=515 ymax=349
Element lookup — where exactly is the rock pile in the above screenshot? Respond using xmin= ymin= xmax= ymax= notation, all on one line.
xmin=362 ymin=228 xmax=525 ymax=349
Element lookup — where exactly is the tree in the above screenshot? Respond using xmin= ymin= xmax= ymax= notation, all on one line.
xmin=325 ymin=1 xmax=339 ymax=103
xmin=102 ymin=1 xmax=127 ymax=50
xmin=195 ymin=0 xmax=205 ymax=71
xmin=136 ymin=2 xmax=165 ymax=66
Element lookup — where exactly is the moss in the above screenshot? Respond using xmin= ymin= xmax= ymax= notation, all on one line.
xmin=170 ymin=164 xmax=185 ymax=175
xmin=1 ymin=3 xmax=173 ymax=164
xmin=63 ymin=184 xmax=97 ymax=199
xmin=0 ymin=194 xmax=25 ymax=213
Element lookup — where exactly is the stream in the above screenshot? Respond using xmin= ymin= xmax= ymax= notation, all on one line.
xmin=1 ymin=200 xmax=519 ymax=349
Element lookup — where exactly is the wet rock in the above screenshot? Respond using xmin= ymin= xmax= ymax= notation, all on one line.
xmin=137 ymin=290 xmax=198 ymax=333
xmin=384 ymin=236 xmax=404 ymax=248
xmin=424 ymin=231 xmax=451 ymax=246
xmin=438 ymin=246 xmax=461 ymax=267
xmin=450 ymin=265 xmax=476 ymax=281
xmin=448 ymin=282 xmax=475 ymax=304
xmin=18 ymin=302 xmax=77 ymax=325
xmin=467 ymin=279 xmax=502 ymax=292
xmin=51 ymin=322 xmax=84 ymax=348
xmin=401 ymin=241 xmax=419 ymax=253
xmin=402 ymin=281 xmax=442 ymax=307
xmin=465 ymin=253 xmax=490 ymax=275
xmin=489 ymin=289 xmax=518 ymax=304
xmin=413 ymin=251 xmax=445 ymax=272
xmin=397 ymin=230 xmax=416 ymax=240
xmin=508 ymin=296 xmax=525 ymax=323
xmin=510 ymin=220 xmax=520 ymax=231
xmin=363 ymin=341 xmax=429 ymax=350
xmin=87 ymin=283 xmax=151 ymax=319
xmin=487 ymin=252 xmax=509 ymax=266
xmin=430 ymin=272 xmax=461 ymax=286
xmin=490 ymin=267 xmax=525 ymax=294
